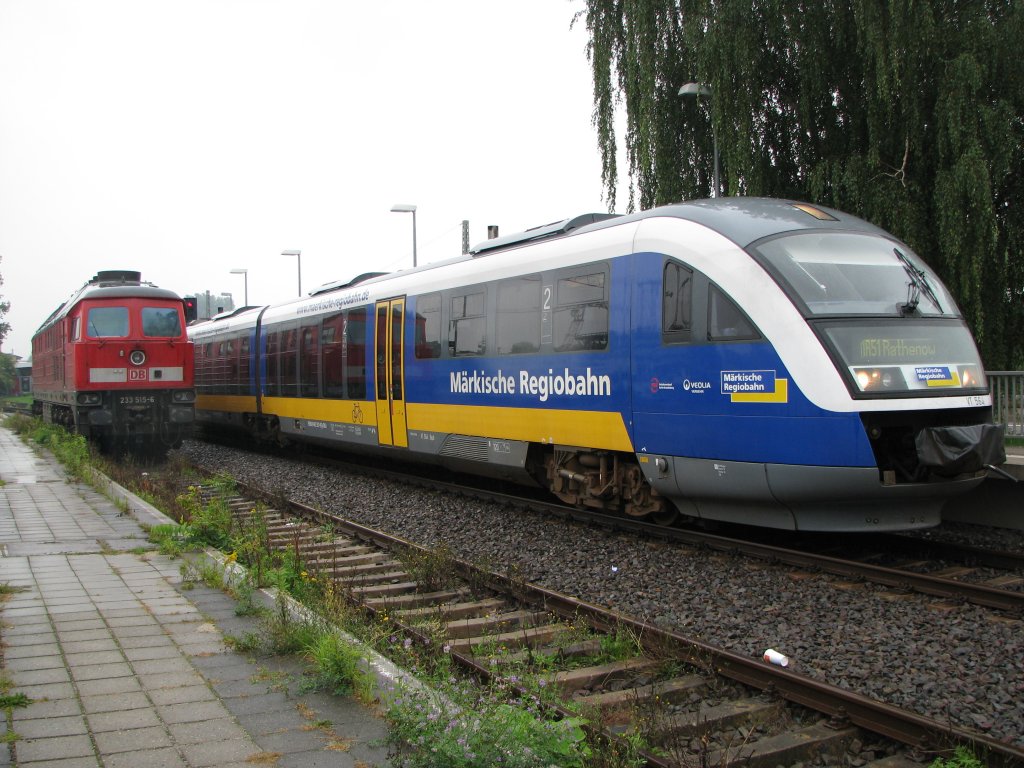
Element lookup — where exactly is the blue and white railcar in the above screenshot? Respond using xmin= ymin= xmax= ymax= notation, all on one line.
xmin=190 ymin=198 xmax=1004 ymax=531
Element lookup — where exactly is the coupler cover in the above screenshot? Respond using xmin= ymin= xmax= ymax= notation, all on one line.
xmin=915 ymin=424 xmax=1007 ymax=477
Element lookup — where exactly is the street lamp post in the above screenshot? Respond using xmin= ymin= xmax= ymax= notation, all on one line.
xmin=678 ymin=82 xmax=721 ymax=198
xmin=390 ymin=204 xmax=418 ymax=267
xmin=281 ymin=250 xmax=302 ymax=296
xmin=229 ymin=268 xmax=248 ymax=306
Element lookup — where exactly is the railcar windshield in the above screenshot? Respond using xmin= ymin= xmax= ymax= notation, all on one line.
xmin=87 ymin=307 xmax=129 ymax=338
xmin=142 ymin=307 xmax=183 ymax=337
xmin=756 ymin=232 xmax=958 ymax=317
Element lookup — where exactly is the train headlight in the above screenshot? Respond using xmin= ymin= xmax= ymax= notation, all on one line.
xmin=172 ymin=390 xmax=196 ymax=403
xmin=77 ymin=392 xmax=102 ymax=405
xmin=852 ymin=367 xmax=905 ymax=392
xmin=958 ymin=365 xmax=985 ymax=388
xmin=129 ymin=350 xmax=146 ymax=366
xmin=855 ymin=369 xmax=875 ymax=390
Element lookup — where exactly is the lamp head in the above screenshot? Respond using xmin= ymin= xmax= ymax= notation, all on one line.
xmin=678 ymin=82 xmax=713 ymax=98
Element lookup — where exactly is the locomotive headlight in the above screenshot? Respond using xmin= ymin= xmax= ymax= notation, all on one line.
xmin=77 ymin=393 xmax=102 ymax=405
xmin=880 ymin=371 xmax=894 ymax=388
xmin=129 ymin=350 xmax=146 ymax=366
xmin=172 ymin=390 xmax=196 ymax=403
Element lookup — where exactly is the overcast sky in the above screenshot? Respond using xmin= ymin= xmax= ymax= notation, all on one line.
xmin=0 ymin=1 xmax=617 ymax=358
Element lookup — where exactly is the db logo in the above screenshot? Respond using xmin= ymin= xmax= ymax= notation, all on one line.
xmin=128 ymin=369 xmax=148 ymax=381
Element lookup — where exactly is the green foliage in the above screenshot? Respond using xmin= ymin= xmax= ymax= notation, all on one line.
xmin=582 ymin=0 xmax=1024 ymax=368
xmin=0 ymin=692 xmax=31 ymax=709
xmin=930 ymin=746 xmax=986 ymax=768
xmin=401 ymin=544 xmax=460 ymax=592
xmin=0 ymin=257 xmax=11 ymax=351
xmin=304 ymin=632 xmax=364 ymax=696
xmin=174 ymin=485 xmax=234 ymax=550
xmin=0 ymin=354 xmax=16 ymax=396
xmin=386 ymin=682 xmax=591 ymax=768
xmin=263 ymin=593 xmax=323 ymax=655
xmin=15 ymin=419 xmax=92 ymax=480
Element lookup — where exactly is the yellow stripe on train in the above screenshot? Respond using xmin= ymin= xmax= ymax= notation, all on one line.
xmin=198 ymin=394 xmax=633 ymax=452
xmin=406 ymin=403 xmax=633 ymax=451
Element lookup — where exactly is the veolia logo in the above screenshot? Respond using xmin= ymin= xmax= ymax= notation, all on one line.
xmin=683 ymin=379 xmax=712 ymax=393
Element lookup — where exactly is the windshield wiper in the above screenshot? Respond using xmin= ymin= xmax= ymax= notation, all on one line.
xmin=894 ymin=247 xmax=942 ymax=315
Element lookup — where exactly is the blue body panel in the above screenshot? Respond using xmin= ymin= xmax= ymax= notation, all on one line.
xmin=627 ymin=251 xmax=875 ymax=467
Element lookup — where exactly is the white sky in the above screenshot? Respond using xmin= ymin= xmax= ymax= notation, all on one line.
xmin=0 ymin=0 xmax=616 ymax=359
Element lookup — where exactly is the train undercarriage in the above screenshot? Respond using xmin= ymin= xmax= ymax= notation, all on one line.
xmin=537 ymin=446 xmax=678 ymax=525
xmin=35 ymin=393 xmax=194 ymax=456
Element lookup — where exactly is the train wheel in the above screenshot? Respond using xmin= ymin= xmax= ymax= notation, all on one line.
xmin=649 ymin=504 xmax=679 ymax=526
xmin=623 ymin=464 xmax=672 ymax=523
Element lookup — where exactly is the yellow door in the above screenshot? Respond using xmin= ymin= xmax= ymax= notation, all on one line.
xmin=374 ymin=298 xmax=408 ymax=448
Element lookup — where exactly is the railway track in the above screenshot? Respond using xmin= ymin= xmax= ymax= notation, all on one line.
xmin=192 ymin=475 xmax=1024 ymax=767
xmin=264 ymin=448 xmax=1024 ymax=617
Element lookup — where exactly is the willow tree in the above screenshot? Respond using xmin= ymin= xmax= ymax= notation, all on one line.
xmin=581 ymin=0 xmax=1024 ymax=369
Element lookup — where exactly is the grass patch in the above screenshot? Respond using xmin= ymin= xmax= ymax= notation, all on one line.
xmin=304 ymin=632 xmax=365 ymax=696
xmin=930 ymin=747 xmax=987 ymax=768
xmin=0 ymin=692 xmax=31 ymax=709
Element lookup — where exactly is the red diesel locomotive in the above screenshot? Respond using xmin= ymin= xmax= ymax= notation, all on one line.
xmin=31 ymin=270 xmax=195 ymax=453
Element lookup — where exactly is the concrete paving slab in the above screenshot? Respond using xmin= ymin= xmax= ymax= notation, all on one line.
xmin=0 ymin=422 xmax=390 ymax=767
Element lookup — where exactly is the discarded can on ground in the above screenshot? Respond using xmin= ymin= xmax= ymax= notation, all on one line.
xmin=763 ymin=648 xmax=789 ymax=667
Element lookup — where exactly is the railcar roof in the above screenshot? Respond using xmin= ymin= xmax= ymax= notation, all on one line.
xmin=462 ymin=197 xmax=891 ymax=259
xmin=580 ymin=197 xmax=891 ymax=248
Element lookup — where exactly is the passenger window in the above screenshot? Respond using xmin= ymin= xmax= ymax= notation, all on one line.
xmin=346 ymin=308 xmax=367 ymax=400
xmin=281 ymin=328 xmax=299 ymax=396
xmin=414 ymin=293 xmax=442 ymax=359
xmin=449 ymin=290 xmax=486 ymax=356
xmin=497 ymin=276 xmax=540 ymax=355
xmin=663 ymin=262 xmax=692 ymax=342
xmin=237 ymin=335 xmax=250 ymax=394
xmin=300 ymin=323 xmax=319 ymax=397
xmin=322 ymin=312 xmax=345 ymax=398
xmin=554 ymin=271 xmax=608 ymax=352
xmin=708 ymin=285 xmax=760 ymax=341
xmin=264 ymin=331 xmax=280 ymax=396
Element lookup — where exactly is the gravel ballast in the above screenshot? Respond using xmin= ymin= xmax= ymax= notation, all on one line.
xmin=179 ymin=440 xmax=1024 ymax=748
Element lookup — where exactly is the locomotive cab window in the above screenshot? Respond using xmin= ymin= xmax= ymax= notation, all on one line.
xmin=708 ymin=285 xmax=761 ymax=342
xmin=87 ymin=307 xmax=129 ymax=338
xmin=663 ymin=262 xmax=693 ymax=343
xmin=554 ymin=269 xmax=608 ymax=352
xmin=142 ymin=307 xmax=182 ymax=337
